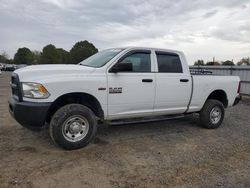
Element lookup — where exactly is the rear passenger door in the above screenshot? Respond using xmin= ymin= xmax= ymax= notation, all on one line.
xmin=154 ymin=51 xmax=192 ymax=115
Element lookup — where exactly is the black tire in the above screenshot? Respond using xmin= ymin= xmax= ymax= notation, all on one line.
xmin=49 ymin=104 xmax=97 ymax=150
xmin=199 ymin=99 xmax=225 ymax=129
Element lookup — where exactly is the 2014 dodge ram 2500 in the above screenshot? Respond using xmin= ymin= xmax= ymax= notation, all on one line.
xmin=9 ymin=47 xmax=241 ymax=150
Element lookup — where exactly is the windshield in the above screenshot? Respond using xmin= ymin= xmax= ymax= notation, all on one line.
xmin=79 ymin=48 xmax=125 ymax=68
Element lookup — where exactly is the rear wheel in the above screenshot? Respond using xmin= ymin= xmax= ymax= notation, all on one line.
xmin=199 ymin=99 xmax=225 ymax=129
xmin=49 ymin=104 xmax=97 ymax=150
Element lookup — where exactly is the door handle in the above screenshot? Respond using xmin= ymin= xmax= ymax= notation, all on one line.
xmin=180 ymin=79 xmax=189 ymax=82
xmin=142 ymin=79 xmax=153 ymax=82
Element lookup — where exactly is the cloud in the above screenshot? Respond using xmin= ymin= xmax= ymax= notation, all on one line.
xmin=0 ymin=0 xmax=250 ymax=64
xmin=203 ymin=10 xmax=218 ymax=18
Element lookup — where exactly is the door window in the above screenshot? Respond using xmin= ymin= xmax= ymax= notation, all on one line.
xmin=156 ymin=52 xmax=183 ymax=73
xmin=118 ymin=53 xmax=151 ymax=72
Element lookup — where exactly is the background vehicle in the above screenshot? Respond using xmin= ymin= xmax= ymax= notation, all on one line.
xmin=0 ymin=63 xmax=4 ymax=71
xmin=9 ymin=47 xmax=241 ymax=150
xmin=4 ymin=64 xmax=16 ymax=71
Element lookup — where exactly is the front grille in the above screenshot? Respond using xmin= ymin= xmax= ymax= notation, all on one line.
xmin=11 ymin=73 xmax=22 ymax=101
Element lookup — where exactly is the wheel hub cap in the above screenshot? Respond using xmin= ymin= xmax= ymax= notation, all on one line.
xmin=69 ymin=122 xmax=81 ymax=134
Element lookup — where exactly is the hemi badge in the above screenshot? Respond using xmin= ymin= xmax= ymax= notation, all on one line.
xmin=98 ymin=88 xmax=106 ymax=91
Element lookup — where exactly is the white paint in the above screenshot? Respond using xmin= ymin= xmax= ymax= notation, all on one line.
xmin=14 ymin=47 xmax=240 ymax=120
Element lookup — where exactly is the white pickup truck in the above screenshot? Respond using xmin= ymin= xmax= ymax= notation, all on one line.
xmin=9 ymin=47 xmax=241 ymax=150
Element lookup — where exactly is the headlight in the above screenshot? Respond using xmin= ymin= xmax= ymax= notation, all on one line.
xmin=22 ymin=82 xmax=50 ymax=99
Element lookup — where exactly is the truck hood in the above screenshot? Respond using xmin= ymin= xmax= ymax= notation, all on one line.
xmin=14 ymin=64 xmax=96 ymax=82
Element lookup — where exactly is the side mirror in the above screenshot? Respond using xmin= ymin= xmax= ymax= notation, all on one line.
xmin=110 ymin=63 xmax=133 ymax=73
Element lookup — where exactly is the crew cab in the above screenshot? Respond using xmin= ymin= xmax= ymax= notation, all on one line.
xmin=9 ymin=47 xmax=241 ymax=150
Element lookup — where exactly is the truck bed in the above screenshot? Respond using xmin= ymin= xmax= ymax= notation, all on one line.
xmin=187 ymin=74 xmax=240 ymax=113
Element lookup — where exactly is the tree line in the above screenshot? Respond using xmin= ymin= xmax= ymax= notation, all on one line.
xmin=194 ymin=58 xmax=250 ymax=66
xmin=0 ymin=40 xmax=98 ymax=65
xmin=1 ymin=43 xmax=249 ymax=66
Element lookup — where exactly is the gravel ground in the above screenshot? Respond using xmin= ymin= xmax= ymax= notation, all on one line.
xmin=0 ymin=71 xmax=250 ymax=188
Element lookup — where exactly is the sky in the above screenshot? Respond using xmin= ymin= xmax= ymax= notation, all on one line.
xmin=0 ymin=0 xmax=250 ymax=64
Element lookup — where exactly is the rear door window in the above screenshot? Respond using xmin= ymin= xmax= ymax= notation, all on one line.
xmin=156 ymin=52 xmax=183 ymax=73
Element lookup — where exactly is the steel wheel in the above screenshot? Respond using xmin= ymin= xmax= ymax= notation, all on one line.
xmin=62 ymin=115 xmax=89 ymax=142
xmin=209 ymin=106 xmax=222 ymax=124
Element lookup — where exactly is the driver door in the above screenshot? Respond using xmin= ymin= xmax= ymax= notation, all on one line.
xmin=107 ymin=50 xmax=155 ymax=120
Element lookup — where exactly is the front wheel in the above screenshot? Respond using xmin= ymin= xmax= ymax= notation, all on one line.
xmin=49 ymin=104 xmax=97 ymax=150
xmin=199 ymin=99 xmax=225 ymax=129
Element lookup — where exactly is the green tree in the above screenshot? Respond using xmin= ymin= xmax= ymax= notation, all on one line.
xmin=0 ymin=55 xmax=7 ymax=63
xmin=57 ymin=48 xmax=70 ymax=64
xmin=0 ymin=51 xmax=9 ymax=63
xmin=222 ymin=60 xmax=234 ymax=66
xmin=14 ymin=47 xmax=34 ymax=65
xmin=237 ymin=57 xmax=250 ymax=66
xmin=194 ymin=59 xmax=204 ymax=66
xmin=6 ymin=59 xmax=14 ymax=64
xmin=40 ymin=44 xmax=61 ymax=64
xmin=69 ymin=40 xmax=98 ymax=64
xmin=206 ymin=61 xmax=220 ymax=66
xmin=32 ymin=50 xmax=41 ymax=64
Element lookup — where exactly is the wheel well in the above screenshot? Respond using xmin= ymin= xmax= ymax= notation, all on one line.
xmin=46 ymin=93 xmax=104 ymax=123
xmin=206 ymin=90 xmax=228 ymax=108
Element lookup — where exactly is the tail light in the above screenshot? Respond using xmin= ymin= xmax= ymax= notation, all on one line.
xmin=237 ymin=82 xmax=241 ymax=94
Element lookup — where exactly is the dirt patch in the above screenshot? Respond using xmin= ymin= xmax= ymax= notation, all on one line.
xmin=0 ymin=71 xmax=250 ymax=188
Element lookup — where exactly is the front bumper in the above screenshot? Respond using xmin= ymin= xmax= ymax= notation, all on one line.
xmin=9 ymin=97 xmax=51 ymax=129
xmin=233 ymin=95 xmax=241 ymax=106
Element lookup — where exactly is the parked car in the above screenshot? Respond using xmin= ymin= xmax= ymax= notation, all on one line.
xmin=4 ymin=64 xmax=16 ymax=71
xmin=9 ymin=47 xmax=241 ymax=150
xmin=0 ymin=63 xmax=4 ymax=71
